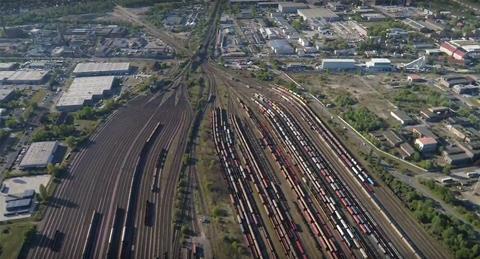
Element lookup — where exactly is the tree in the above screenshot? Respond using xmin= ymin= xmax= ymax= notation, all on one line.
xmin=442 ymin=164 xmax=452 ymax=174
xmin=152 ymin=61 xmax=162 ymax=71
xmin=65 ymin=136 xmax=77 ymax=149
xmin=5 ymin=118 xmax=19 ymax=128
xmin=0 ymin=129 xmax=8 ymax=142
xmin=22 ymin=105 xmax=35 ymax=121
xmin=412 ymin=152 xmax=421 ymax=162
xmin=291 ymin=19 xmax=305 ymax=31
xmin=334 ymin=94 xmax=357 ymax=107
xmin=367 ymin=149 xmax=374 ymax=163
xmin=32 ymin=129 xmax=50 ymax=142
xmin=419 ymin=160 xmax=433 ymax=170
xmin=231 ymin=241 xmax=241 ymax=258
xmin=47 ymin=163 xmax=56 ymax=175
xmin=47 ymin=163 xmax=64 ymax=178
xmin=343 ymin=107 xmax=384 ymax=132
xmin=39 ymin=184 xmax=49 ymax=203
xmin=47 ymin=112 xmax=60 ymax=124
xmin=468 ymin=114 xmax=479 ymax=128
xmin=75 ymin=106 xmax=96 ymax=120
xmin=256 ymin=70 xmax=273 ymax=81
xmin=474 ymin=63 xmax=480 ymax=73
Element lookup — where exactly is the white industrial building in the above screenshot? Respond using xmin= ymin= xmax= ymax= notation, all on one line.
xmin=278 ymin=2 xmax=308 ymax=13
xmin=360 ymin=13 xmax=386 ymax=21
xmin=298 ymin=8 xmax=340 ymax=22
xmin=19 ymin=141 xmax=59 ymax=169
xmin=73 ymin=62 xmax=130 ymax=77
xmin=0 ymin=70 xmax=49 ymax=84
xmin=0 ymin=89 xmax=15 ymax=103
xmin=390 ymin=110 xmax=414 ymax=125
xmin=56 ymin=76 xmax=115 ymax=111
xmin=365 ymin=58 xmax=392 ymax=71
xmin=320 ymin=59 xmax=356 ymax=71
xmin=0 ymin=62 xmax=18 ymax=71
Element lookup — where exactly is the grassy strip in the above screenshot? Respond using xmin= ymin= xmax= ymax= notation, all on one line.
xmin=0 ymin=222 xmax=35 ymax=259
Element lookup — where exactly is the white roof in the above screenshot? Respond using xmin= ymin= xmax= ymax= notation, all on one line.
xmin=0 ymin=71 xmax=15 ymax=80
xmin=73 ymin=62 xmax=130 ymax=74
xmin=20 ymin=141 xmax=58 ymax=168
xmin=370 ymin=58 xmax=391 ymax=62
xmin=6 ymin=70 xmax=49 ymax=82
xmin=0 ymin=89 xmax=14 ymax=102
xmin=322 ymin=58 xmax=356 ymax=63
xmin=462 ymin=45 xmax=480 ymax=52
xmin=57 ymin=76 xmax=115 ymax=109
xmin=278 ymin=2 xmax=308 ymax=8
xmin=0 ymin=62 xmax=17 ymax=70
xmin=298 ymin=8 xmax=339 ymax=19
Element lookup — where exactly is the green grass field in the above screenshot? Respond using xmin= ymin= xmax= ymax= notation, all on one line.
xmin=0 ymin=222 xmax=35 ymax=259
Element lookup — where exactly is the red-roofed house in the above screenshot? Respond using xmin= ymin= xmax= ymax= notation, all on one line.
xmin=415 ymin=137 xmax=438 ymax=153
xmin=453 ymin=49 xmax=466 ymax=60
xmin=440 ymin=41 xmax=457 ymax=56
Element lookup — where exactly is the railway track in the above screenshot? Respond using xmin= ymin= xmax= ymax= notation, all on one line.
xmin=25 ymin=84 xmax=193 ymax=259
xmin=200 ymin=62 xmax=449 ymax=259
xmin=25 ymin=0 xmax=224 ymax=257
xmin=273 ymin=87 xmax=448 ymax=259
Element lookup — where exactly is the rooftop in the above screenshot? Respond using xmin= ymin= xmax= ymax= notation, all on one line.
xmin=322 ymin=58 xmax=356 ymax=63
xmin=268 ymin=39 xmax=294 ymax=54
xmin=6 ymin=70 xmax=49 ymax=82
xmin=0 ymin=89 xmax=14 ymax=102
xmin=391 ymin=109 xmax=412 ymax=121
xmin=298 ymin=8 xmax=339 ymax=20
xmin=278 ymin=2 xmax=308 ymax=8
xmin=369 ymin=58 xmax=391 ymax=63
xmin=412 ymin=126 xmax=437 ymax=138
xmin=417 ymin=136 xmax=438 ymax=145
xmin=0 ymin=71 xmax=15 ymax=80
xmin=400 ymin=143 xmax=416 ymax=156
xmin=19 ymin=141 xmax=58 ymax=168
xmin=73 ymin=62 xmax=130 ymax=74
xmin=0 ymin=62 xmax=17 ymax=70
xmin=57 ymin=76 xmax=115 ymax=109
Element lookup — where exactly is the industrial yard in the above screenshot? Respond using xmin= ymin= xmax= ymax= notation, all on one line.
xmin=0 ymin=0 xmax=479 ymax=259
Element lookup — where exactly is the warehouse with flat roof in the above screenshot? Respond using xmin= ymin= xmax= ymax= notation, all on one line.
xmin=278 ymin=2 xmax=309 ymax=13
xmin=298 ymin=8 xmax=340 ymax=22
xmin=0 ymin=62 xmax=18 ymax=71
xmin=321 ymin=59 xmax=357 ymax=71
xmin=19 ymin=141 xmax=58 ymax=169
xmin=6 ymin=70 xmax=49 ymax=84
xmin=56 ymin=76 xmax=115 ymax=111
xmin=390 ymin=110 xmax=414 ymax=125
xmin=0 ymin=70 xmax=49 ymax=84
xmin=365 ymin=58 xmax=392 ymax=71
xmin=0 ymin=89 xmax=15 ymax=103
xmin=73 ymin=62 xmax=130 ymax=77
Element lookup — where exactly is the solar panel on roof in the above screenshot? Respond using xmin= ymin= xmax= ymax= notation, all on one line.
xmin=6 ymin=198 xmax=32 ymax=211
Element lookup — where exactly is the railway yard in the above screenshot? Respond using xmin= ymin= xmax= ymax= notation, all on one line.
xmin=5 ymin=0 xmax=473 ymax=258
xmin=205 ymin=63 xmax=448 ymax=259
